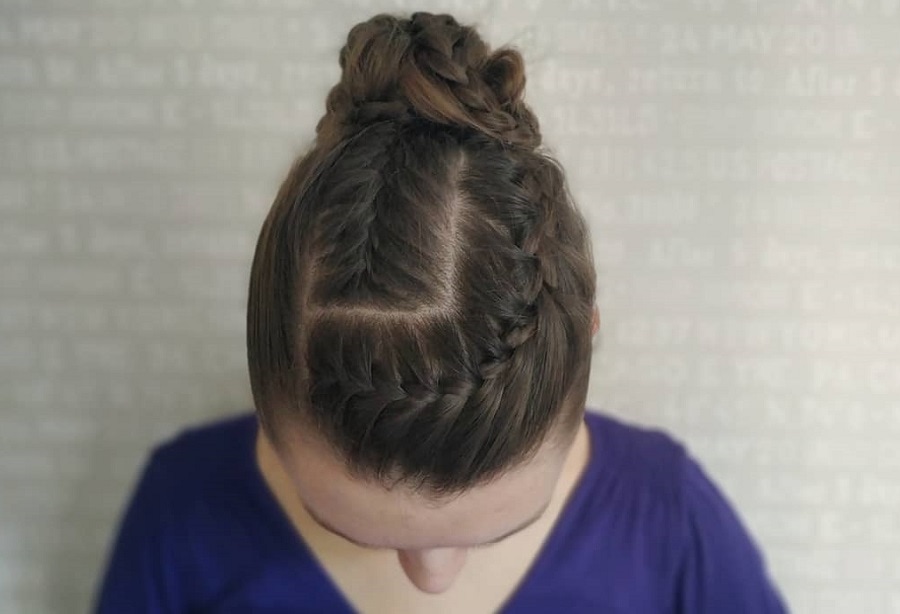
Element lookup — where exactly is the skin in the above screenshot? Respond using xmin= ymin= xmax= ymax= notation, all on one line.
xmin=256 ymin=306 xmax=601 ymax=596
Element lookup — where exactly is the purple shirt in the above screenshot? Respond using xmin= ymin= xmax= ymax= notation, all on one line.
xmin=93 ymin=408 xmax=789 ymax=613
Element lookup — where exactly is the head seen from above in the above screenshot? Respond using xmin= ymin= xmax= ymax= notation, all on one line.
xmin=246 ymin=11 xmax=598 ymax=594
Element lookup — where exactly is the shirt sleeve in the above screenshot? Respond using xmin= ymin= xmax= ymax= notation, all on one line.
xmin=92 ymin=448 xmax=185 ymax=614
xmin=673 ymin=455 xmax=790 ymax=614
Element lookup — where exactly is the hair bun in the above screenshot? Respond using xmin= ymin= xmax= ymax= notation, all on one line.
xmin=315 ymin=12 xmax=542 ymax=151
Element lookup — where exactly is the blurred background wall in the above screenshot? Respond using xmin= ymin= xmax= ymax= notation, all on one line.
xmin=1 ymin=0 xmax=899 ymax=612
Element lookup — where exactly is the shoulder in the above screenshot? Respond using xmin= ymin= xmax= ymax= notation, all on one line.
xmin=149 ymin=410 xmax=257 ymax=482
xmin=580 ymin=409 xmax=787 ymax=612
xmin=579 ymin=411 xmax=691 ymax=576
xmin=672 ymin=452 xmax=788 ymax=612
xmin=136 ymin=409 xmax=260 ymax=526
xmin=584 ymin=409 xmax=743 ymax=513
xmin=583 ymin=407 xmax=753 ymax=547
xmin=151 ymin=410 xmax=257 ymax=461
xmin=94 ymin=411 xmax=265 ymax=612
xmin=584 ymin=409 xmax=690 ymax=497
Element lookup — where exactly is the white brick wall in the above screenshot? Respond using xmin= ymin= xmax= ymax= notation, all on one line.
xmin=1 ymin=1 xmax=898 ymax=612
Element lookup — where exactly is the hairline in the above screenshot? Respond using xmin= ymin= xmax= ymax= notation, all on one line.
xmin=302 ymin=496 xmax=553 ymax=550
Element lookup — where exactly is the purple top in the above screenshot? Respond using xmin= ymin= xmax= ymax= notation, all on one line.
xmin=93 ymin=409 xmax=789 ymax=613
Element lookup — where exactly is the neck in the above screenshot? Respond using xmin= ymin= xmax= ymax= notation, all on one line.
xmin=559 ymin=418 xmax=591 ymax=497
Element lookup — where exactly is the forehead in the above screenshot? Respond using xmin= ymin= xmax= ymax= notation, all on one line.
xmin=275 ymin=428 xmax=568 ymax=550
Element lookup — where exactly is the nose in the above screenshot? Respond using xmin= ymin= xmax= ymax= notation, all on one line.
xmin=397 ymin=547 xmax=468 ymax=594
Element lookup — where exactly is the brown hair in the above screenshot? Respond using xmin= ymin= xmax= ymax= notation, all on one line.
xmin=247 ymin=11 xmax=596 ymax=496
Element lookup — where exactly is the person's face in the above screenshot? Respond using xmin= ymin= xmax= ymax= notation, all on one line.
xmin=272 ymin=423 xmax=578 ymax=595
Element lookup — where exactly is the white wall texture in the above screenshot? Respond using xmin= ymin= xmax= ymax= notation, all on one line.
xmin=1 ymin=0 xmax=899 ymax=612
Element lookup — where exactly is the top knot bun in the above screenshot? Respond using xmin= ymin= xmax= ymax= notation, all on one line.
xmin=314 ymin=11 xmax=542 ymax=151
